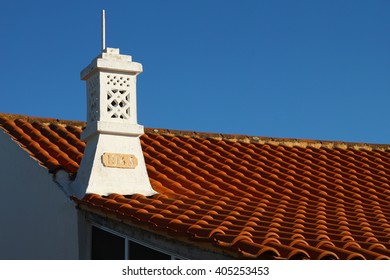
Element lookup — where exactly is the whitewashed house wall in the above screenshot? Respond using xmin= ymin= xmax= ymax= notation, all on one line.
xmin=0 ymin=130 xmax=78 ymax=259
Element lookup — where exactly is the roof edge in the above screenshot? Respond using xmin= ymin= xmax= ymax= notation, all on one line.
xmin=1 ymin=112 xmax=389 ymax=151
xmin=144 ymin=128 xmax=390 ymax=151
xmin=0 ymin=112 xmax=86 ymax=128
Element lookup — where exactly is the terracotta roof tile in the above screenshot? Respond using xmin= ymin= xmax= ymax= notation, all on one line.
xmin=2 ymin=113 xmax=390 ymax=259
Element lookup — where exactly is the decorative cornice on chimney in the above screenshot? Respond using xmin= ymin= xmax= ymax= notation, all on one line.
xmin=70 ymin=47 xmax=156 ymax=198
xmin=80 ymin=48 xmax=142 ymax=81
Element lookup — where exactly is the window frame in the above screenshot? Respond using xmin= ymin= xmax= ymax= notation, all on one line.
xmin=91 ymin=224 xmax=181 ymax=260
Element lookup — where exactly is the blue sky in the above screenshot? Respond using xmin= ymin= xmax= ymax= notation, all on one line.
xmin=1 ymin=0 xmax=390 ymax=143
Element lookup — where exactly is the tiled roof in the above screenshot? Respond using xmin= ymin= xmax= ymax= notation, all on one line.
xmin=1 ymin=113 xmax=390 ymax=259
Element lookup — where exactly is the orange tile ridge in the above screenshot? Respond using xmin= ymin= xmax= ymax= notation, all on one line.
xmin=2 ymin=112 xmax=390 ymax=151
xmin=0 ymin=112 xmax=86 ymax=129
xmin=144 ymin=128 xmax=390 ymax=152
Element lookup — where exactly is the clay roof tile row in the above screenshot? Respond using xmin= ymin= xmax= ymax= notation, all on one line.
xmin=1 ymin=113 xmax=390 ymax=259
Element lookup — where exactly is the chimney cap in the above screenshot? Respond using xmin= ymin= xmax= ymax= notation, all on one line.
xmin=80 ymin=48 xmax=142 ymax=80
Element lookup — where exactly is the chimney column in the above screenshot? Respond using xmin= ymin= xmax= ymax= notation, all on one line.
xmin=70 ymin=48 xmax=156 ymax=197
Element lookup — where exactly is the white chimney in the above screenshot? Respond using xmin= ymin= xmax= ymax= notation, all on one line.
xmin=70 ymin=46 xmax=156 ymax=197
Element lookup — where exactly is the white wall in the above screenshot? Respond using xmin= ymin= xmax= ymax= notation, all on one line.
xmin=0 ymin=130 xmax=79 ymax=259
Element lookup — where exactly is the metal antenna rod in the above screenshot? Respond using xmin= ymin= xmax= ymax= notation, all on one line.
xmin=102 ymin=9 xmax=106 ymax=51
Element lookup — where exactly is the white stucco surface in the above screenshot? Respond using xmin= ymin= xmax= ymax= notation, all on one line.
xmin=70 ymin=132 xmax=156 ymax=197
xmin=70 ymin=47 xmax=156 ymax=197
xmin=0 ymin=130 xmax=79 ymax=259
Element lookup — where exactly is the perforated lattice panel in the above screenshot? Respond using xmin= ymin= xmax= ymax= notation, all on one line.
xmin=106 ymin=89 xmax=130 ymax=119
xmin=105 ymin=74 xmax=131 ymax=119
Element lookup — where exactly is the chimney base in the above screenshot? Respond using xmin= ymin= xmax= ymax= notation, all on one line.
xmin=70 ymin=131 xmax=156 ymax=198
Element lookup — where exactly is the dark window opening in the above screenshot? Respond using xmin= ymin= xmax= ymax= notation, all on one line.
xmin=128 ymin=240 xmax=171 ymax=260
xmin=91 ymin=226 xmax=173 ymax=260
xmin=91 ymin=226 xmax=125 ymax=260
